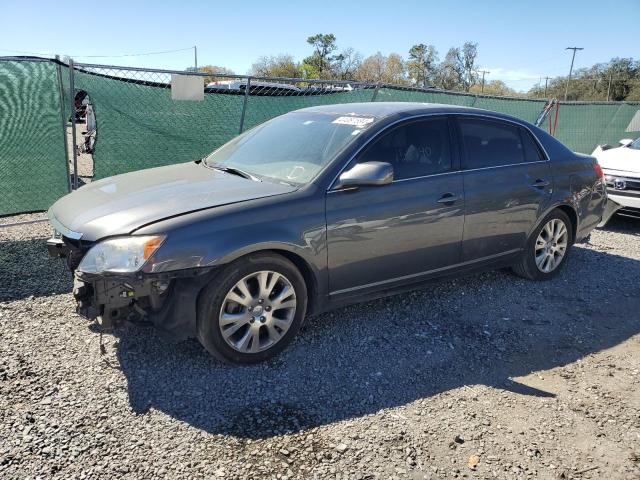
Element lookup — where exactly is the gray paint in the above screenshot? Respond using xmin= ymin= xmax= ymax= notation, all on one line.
xmin=50 ymin=103 xmax=606 ymax=316
xmin=461 ymin=160 xmax=553 ymax=260
xmin=48 ymin=162 xmax=296 ymax=241
xmin=326 ymin=172 xmax=465 ymax=294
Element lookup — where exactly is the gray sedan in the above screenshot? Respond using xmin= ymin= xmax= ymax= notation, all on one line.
xmin=47 ymin=103 xmax=606 ymax=364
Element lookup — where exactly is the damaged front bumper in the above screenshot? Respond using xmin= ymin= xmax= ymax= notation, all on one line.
xmin=48 ymin=235 xmax=215 ymax=340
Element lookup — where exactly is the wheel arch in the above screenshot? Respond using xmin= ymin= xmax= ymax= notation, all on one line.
xmin=529 ymin=203 xmax=578 ymax=244
xmin=554 ymin=204 xmax=578 ymax=242
xmin=266 ymin=249 xmax=320 ymax=315
xmin=213 ymin=245 xmax=322 ymax=315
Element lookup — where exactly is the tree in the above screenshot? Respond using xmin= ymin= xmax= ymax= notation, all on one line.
xmin=195 ymin=65 xmax=236 ymax=84
xmin=356 ymin=52 xmax=408 ymax=84
xmin=433 ymin=42 xmax=478 ymax=92
xmin=470 ymin=80 xmax=519 ymax=96
xmin=458 ymin=42 xmax=479 ymax=92
xmin=438 ymin=48 xmax=464 ymax=90
xmin=298 ymin=62 xmax=320 ymax=79
xmin=303 ymin=33 xmax=338 ymax=77
xmin=251 ymin=54 xmax=300 ymax=78
xmin=527 ymin=57 xmax=640 ymax=101
xmin=333 ymin=47 xmax=362 ymax=80
xmin=385 ymin=53 xmax=408 ymax=85
xmin=356 ymin=52 xmax=386 ymax=82
xmin=407 ymin=44 xmax=438 ymax=87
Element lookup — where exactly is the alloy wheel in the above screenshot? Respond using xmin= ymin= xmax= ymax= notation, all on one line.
xmin=535 ymin=218 xmax=569 ymax=273
xmin=218 ymin=271 xmax=297 ymax=353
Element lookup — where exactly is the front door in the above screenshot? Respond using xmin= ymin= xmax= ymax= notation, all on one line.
xmin=326 ymin=116 xmax=465 ymax=296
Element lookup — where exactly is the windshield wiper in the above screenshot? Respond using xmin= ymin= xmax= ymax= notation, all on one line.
xmin=209 ymin=166 xmax=261 ymax=182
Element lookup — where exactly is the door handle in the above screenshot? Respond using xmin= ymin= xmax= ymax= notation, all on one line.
xmin=436 ymin=193 xmax=461 ymax=204
xmin=531 ymin=179 xmax=550 ymax=189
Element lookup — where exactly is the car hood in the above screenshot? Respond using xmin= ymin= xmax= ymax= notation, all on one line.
xmin=48 ymin=162 xmax=297 ymax=241
xmin=593 ymin=146 xmax=640 ymax=175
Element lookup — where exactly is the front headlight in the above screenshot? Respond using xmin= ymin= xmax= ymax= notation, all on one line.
xmin=78 ymin=235 xmax=165 ymax=274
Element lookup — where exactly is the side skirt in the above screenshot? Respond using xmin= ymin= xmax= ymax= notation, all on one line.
xmin=320 ymin=250 xmax=522 ymax=313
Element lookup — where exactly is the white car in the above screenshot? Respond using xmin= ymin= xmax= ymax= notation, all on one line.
xmin=592 ymin=138 xmax=640 ymax=225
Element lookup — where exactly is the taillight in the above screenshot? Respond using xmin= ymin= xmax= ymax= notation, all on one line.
xmin=593 ymin=162 xmax=604 ymax=179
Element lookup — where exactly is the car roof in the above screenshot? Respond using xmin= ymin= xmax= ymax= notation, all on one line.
xmin=298 ymin=101 xmax=524 ymax=123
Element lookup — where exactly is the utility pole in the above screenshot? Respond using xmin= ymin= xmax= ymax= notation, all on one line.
xmin=194 ymin=45 xmax=198 ymax=71
xmin=479 ymin=70 xmax=489 ymax=93
xmin=543 ymin=76 xmax=551 ymax=98
xmin=564 ymin=47 xmax=583 ymax=101
xmin=607 ymin=71 xmax=613 ymax=101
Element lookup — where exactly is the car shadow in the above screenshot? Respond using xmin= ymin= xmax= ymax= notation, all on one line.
xmin=599 ymin=214 xmax=640 ymax=236
xmin=0 ymin=237 xmax=72 ymax=302
xmin=111 ymin=229 xmax=640 ymax=439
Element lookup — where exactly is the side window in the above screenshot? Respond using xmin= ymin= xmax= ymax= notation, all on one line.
xmin=519 ymin=127 xmax=546 ymax=162
xmin=357 ymin=118 xmax=452 ymax=180
xmin=459 ymin=118 xmax=525 ymax=169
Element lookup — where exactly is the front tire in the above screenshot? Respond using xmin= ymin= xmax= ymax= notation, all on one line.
xmin=197 ymin=253 xmax=307 ymax=364
xmin=512 ymin=209 xmax=573 ymax=281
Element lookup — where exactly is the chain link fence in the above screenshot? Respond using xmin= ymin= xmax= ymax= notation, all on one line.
xmin=1 ymin=57 xmax=639 ymax=215
xmin=70 ymin=64 xmax=555 ymax=181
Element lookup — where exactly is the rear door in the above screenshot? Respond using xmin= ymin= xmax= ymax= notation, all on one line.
xmin=456 ymin=116 xmax=552 ymax=261
xmin=326 ymin=116 xmax=465 ymax=296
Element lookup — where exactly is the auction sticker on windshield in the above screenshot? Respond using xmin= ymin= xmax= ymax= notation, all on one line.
xmin=332 ymin=116 xmax=375 ymax=127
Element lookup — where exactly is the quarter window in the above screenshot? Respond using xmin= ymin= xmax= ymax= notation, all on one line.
xmin=459 ymin=118 xmax=526 ymax=169
xmin=519 ymin=127 xmax=546 ymax=162
xmin=356 ymin=118 xmax=452 ymax=180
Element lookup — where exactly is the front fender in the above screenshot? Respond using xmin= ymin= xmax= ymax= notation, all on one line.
xmin=136 ymin=191 xmax=328 ymax=295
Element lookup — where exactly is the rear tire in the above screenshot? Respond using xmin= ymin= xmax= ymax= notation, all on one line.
xmin=196 ymin=253 xmax=307 ymax=364
xmin=512 ymin=209 xmax=573 ymax=281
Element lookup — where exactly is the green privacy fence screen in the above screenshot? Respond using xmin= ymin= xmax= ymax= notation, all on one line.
xmin=70 ymin=68 xmax=557 ymax=181
xmin=71 ymin=68 xmax=380 ymax=179
xmin=1 ymin=57 xmax=639 ymax=215
xmin=551 ymin=102 xmax=640 ymax=153
xmin=72 ymin=68 xmax=246 ymax=179
xmin=0 ymin=59 xmax=69 ymax=215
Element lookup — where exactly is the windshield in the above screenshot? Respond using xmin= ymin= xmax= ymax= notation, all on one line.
xmin=204 ymin=111 xmax=376 ymax=184
xmin=630 ymin=137 xmax=640 ymax=150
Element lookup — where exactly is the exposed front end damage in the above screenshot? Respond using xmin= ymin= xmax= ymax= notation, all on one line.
xmin=48 ymin=236 xmax=214 ymax=341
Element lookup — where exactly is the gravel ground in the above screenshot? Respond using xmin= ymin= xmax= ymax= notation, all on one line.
xmin=1 ymin=213 xmax=639 ymax=480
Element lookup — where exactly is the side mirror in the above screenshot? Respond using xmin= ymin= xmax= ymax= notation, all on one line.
xmin=619 ymin=138 xmax=634 ymax=147
xmin=334 ymin=161 xmax=393 ymax=190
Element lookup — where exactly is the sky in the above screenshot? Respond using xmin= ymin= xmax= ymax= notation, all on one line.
xmin=1 ymin=0 xmax=637 ymax=91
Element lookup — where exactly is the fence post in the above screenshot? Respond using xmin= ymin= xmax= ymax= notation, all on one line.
xmin=238 ymin=77 xmax=251 ymax=134
xmin=54 ymin=56 xmax=72 ymax=193
xmin=371 ymin=82 xmax=380 ymax=102
xmin=68 ymin=59 xmax=79 ymax=189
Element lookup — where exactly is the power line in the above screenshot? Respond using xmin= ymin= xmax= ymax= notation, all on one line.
xmin=77 ymin=47 xmax=196 ymax=58
xmin=0 ymin=46 xmax=195 ymax=58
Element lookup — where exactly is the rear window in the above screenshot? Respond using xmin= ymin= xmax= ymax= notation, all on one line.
xmin=459 ymin=117 xmax=525 ymax=169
